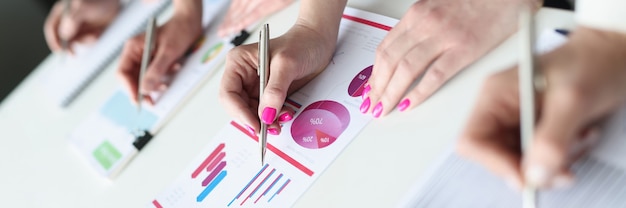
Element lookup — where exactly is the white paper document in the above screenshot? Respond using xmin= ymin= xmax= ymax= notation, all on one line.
xmin=69 ymin=0 xmax=232 ymax=178
xmin=149 ymin=8 xmax=398 ymax=208
xmin=397 ymin=29 xmax=626 ymax=208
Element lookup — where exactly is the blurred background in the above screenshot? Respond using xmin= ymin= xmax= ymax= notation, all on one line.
xmin=0 ymin=0 xmax=572 ymax=104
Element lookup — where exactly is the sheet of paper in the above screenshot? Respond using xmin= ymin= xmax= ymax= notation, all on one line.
xmin=148 ymin=8 xmax=398 ymax=208
xmin=41 ymin=0 xmax=171 ymax=108
xmin=397 ymin=30 xmax=626 ymax=208
xmin=69 ymin=0 xmax=232 ymax=178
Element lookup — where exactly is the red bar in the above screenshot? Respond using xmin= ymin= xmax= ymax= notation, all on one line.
xmin=254 ymin=173 xmax=283 ymax=203
xmin=192 ymin=143 xmax=225 ymax=179
xmin=206 ymin=152 xmax=226 ymax=172
xmin=152 ymin=200 xmax=163 ymax=208
xmin=231 ymin=121 xmax=315 ymax=176
xmin=342 ymin=14 xmax=392 ymax=31
xmin=241 ymin=169 xmax=276 ymax=206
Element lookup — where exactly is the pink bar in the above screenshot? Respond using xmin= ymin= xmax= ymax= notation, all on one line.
xmin=206 ymin=152 xmax=226 ymax=172
xmin=191 ymin=143 xmax=225 ymax=179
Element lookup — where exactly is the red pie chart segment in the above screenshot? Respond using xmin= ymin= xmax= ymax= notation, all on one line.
xmin=291 ymin=101 xmax=350 ymax=149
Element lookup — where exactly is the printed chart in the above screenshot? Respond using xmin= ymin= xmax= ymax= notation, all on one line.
xmin=347 ymin=65 xmax=373 ymax=97
xmin=202 ymin=42 xmax=224 ymax=64
xmin=228 ymin=164 xmax=292 ymax=206
xmin=100 ymin=91 xmax=158 ymax=132
xmin=291 ymin=100 xmax=350 ymax=149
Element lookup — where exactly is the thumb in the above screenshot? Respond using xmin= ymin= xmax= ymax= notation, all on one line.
xmin=524 ymin=90 xmax=587 ymax=189
xmin=141 ymin=45 xmax=177 ymax=94
xmin=258 ymin=64 xmax=296 ymax=125
xmin=58 ymin=14 xmax=81 ymax=43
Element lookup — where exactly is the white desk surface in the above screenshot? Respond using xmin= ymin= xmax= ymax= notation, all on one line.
xmin=0 ymin=1 xmax=575 ymax=207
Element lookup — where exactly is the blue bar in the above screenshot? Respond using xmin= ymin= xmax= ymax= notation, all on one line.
xmin=196 ymin=170 xmax=227 ymax=202
xmin=268 ymin=179 xmax=291 ymax=203
xmin=228 ymin=164 xmax=269 ymax=206
xmin=262 ymin=174 xmax=283 ymax=196
xmin=249 ymin=169 xmax=276 ymax=198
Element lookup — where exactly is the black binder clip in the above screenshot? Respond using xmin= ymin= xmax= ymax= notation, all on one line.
xmin=230 ymin=30 xmax=251 ymax=46
xmin=133 ymin=130 xmax=154 ymax=151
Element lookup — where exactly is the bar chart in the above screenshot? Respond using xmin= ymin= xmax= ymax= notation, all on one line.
xmin=191 ymin=143 xmax=228 ymax=202
xmin=228 ymin=164 xmax=292 ymax=206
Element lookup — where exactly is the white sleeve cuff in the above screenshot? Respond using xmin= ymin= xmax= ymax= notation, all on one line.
xmin=576 ymin=0 xmax=626 ymax=34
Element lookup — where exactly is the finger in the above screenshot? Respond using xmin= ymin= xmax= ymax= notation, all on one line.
xmin=117 ymin=36 xmax=145 ymax=104
xmin=267 ymin=122 xmax=281 ymax=136
xmin=457 ymin=68 xmax=525 ymax=190
xmin=220 ymin=46 xmax=262 ymax=131
xmin=258 ymin=57 xmax=298 ymax=125
xmin=524 ymin=87 xmax=590 ymax=188
xmin=277 ymin=106 xmax=295 ymax=124
xmin=142 ymin=43 xmax=179 ymax=94
xmin=400 ymin=49 xmax=470 ymax=111
xmin=58 ymin=14 xmax=80 ymax=43
xmin=44 ymin=3 xmax=63 ymax=52
xmin=372 ymin=40 xmax=442 ymax=117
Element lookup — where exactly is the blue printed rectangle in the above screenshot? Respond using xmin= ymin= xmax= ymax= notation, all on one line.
xmin=100 ymin=91 xmax=158 ymax=132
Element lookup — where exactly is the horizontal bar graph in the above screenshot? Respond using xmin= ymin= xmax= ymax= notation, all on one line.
xmin=230 ymin=121 xmax=314 ymax=176
xmin=228 ymin=164 xmax=292 ymax=206
xmin=192 ymin=143 xmax=228 ymax=203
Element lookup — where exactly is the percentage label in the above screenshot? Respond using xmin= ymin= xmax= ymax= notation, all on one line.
xmin=309 ymin=118 xmax=323 ymax=125
xmin=320 ymin=137 xmax=330 ymax=143
xmin=302 ymin=136 xmax=314 ymax=143
xmin=357 ymin=74 xmax=367 ymax=80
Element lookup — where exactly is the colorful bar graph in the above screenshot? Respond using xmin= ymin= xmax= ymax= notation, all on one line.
xmin=202 ymin=161 xmax=227 ymax=186
xmin=268 ymin=179 xmax=291 ymax=202
xmin=205 ymin=152 xmax=226 ymax=172
xmin=254 ymin=174 xmax=283 ymax=203
xmin=196 ymin=170 xmax=227 ymax=202
xmin=240 ymin=169 xmax=276 ymax=205
xmin=228 ymin=164 xmax=270 ymax=206
xmin=230 ymin=121 xmax=315 ymax=176
xmin=192 ymin=143 xmax=225 ymax=178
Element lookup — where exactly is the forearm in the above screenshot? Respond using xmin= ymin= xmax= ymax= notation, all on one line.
xmin=296 ymin=0 xmax=347 ymax=45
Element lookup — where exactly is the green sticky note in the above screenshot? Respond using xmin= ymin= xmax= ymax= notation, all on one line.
xmin=93 ymin=140 xmax=122 ymax=170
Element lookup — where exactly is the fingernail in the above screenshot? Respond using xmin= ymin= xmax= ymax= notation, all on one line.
xmin=397 ymin=98 xmax=410 ymax=112
xmin=245 ymin=125 xmax=255 ymax=135
xmin=372 ymin=102 xmax=383 ymax=118
xmin=158 ymin=84 xmax=168 ymax=92
xmin=173 ymin=63 xmax=182 ymax=72
xmin=525 ymin=165 xmax=551 ymax=187
xmin=551 ymin=174 xmax=574 ymax=189
xmin=362 ymin=84 xmax=371 ymax=99
xmin=278 ymin=112 xmax=293 ymax=122
xmin=360 ymin=97 xmax=371 ymax=114
xmin=268 ymin=128 xmax=279 ymax=135
xmin=261 ymin=107 xmax=277 ymax=124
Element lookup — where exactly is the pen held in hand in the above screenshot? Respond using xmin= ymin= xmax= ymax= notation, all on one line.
xmin=135 ymin=16 xmax=157 ymax=137
xmin=258 ymin=24 xmax=270 ymax=166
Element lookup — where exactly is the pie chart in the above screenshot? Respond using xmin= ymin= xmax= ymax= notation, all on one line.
xmin=202 ymin=42 xmax=224 ymax=64
xmin=347 ymin=65 xmax=373 ymax=97
xmin=291 ymin=100 xmax=350 ymax=149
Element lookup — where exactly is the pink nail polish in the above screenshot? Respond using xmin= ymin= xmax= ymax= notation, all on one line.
xmin=268 ymin=128 xmax=279 ymax=135
xmin=360 ymin=97 xmax=371 ymax=114
xmin=397 ymin=99 xmax=410 ymax=112
xmin=372 ymin=102 xmax=383 ymax=118
xmin=362 ymin=84 xmax=371 ymax=99
xmin=261 ymin=107 xmax=277 ymax=124
xmin=245 ymin=125 xmax=255 ymax=135
xmin=278 ymin=112 xmax=293 ymax=122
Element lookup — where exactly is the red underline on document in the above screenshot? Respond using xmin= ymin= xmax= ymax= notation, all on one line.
xmin=230 ymin=121 xmax=315 ymax=177
xmin=342 ymin=14 xmax=392 ymax=31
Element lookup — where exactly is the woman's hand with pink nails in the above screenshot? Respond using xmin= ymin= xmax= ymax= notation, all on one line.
xmin=219 ymin=0 xmax=346 ymax=136
xmin=44 ymin=0 xmax=121 ymax=54
xmin=457 ymin=27 xmax=626 ymax=190
xmin=362 ymin=0 xmax=541 ymax=118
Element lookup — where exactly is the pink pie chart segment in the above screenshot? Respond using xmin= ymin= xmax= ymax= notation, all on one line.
xmin=291 ymin=100 xmax=350 ymax=149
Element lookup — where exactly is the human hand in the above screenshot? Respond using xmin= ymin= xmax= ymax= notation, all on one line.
xmin=361 ymin=0 xmax=541 ymax=118
xmin=457 ymin=27 xmax=626 ymax=190
xmin=44 ymin=0 xmax=120 ymax=54
xmin=117 ymin=8 xmax=202 ymax=104
xmin=219 ymin=23 xmax=337 ymax=135
xmin=218 ymin=0 xmax=294 ymax=37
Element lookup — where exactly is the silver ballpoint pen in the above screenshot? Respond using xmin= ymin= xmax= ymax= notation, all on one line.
xmin=519 ymin=7 xmax=541 ymax=208
xmin=258 ymin=24 xmax=270 ymax=165
xmin=61 ymin=0 xmax=71 ymax=52
xmin=136 ymin=17 xmax=157 ymax=136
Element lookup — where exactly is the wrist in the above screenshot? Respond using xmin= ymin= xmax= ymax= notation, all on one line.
xmin=173 ymin=0 xmax=203 ymax=23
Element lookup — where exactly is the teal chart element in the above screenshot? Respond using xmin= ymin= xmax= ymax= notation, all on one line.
xmin=100 ymin=91 xmax=158 ymax=132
